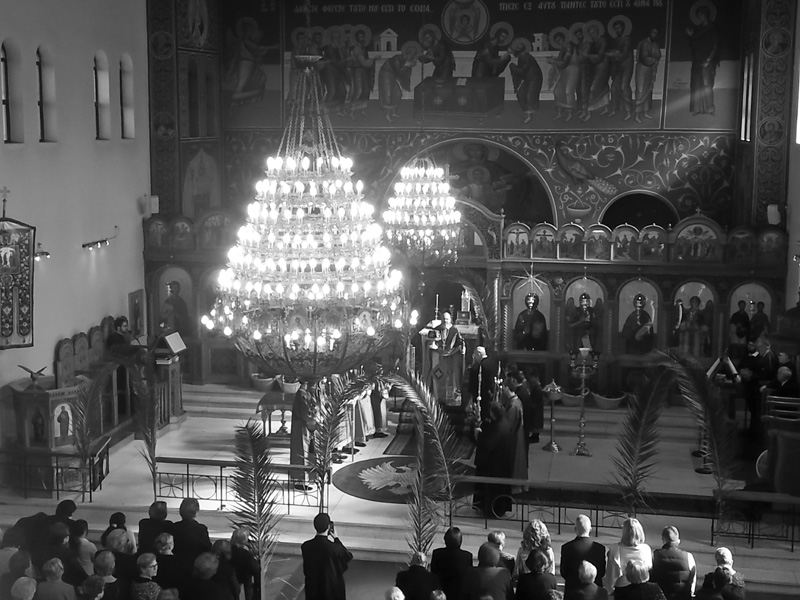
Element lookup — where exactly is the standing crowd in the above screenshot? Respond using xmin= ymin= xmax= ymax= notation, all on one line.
xmin=0 ymin=499 xmax=259 ymax=600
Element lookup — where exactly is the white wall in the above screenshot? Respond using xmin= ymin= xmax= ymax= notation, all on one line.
xmin=0 ymin=0 xmax=149 ymax=394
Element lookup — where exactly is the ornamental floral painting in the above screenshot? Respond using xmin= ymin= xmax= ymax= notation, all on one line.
xmin=0 ymin=217 xmax=35 ymax=348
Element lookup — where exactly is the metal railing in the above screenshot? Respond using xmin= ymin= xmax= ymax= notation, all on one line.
xmin=155 ymin=456 xmax=331 ymax=512
xmin=0 ymin=436 xmax=111 ymax=501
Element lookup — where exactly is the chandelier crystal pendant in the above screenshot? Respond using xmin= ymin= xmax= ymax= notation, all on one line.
xmin=382 ymin=158 xmax=462 ymax=263
xmin=202 ymin=57 xmax=403 ymax=380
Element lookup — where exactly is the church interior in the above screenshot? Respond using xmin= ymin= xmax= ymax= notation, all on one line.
xmin=2 ymin=0 xmax=800 ymax=598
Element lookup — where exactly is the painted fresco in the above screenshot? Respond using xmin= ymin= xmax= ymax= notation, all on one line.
xmin=664 ymin=0 xmax=742 ymax=129
xmin=273 ymin=0 xmax=739 ymax=132
xmin=221 ymin=0 xmax=283 ymax=128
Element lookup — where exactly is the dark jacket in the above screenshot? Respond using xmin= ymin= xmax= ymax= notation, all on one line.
xmin=516 ymin=571 xmax=557 ymax=600
xmin=395 ymin=564 xmax=441 ymax=600
xmin=651 ymin=543 xmax=694 ymax=600
xmin=300 ymin=535 xmax=352 ymax=600
xmin=430 ymin=546 xmax=473 ymax=600
xmin=560 ymin=537 xmax=607 ymax=591
xmin=137 ymin=519 xmax=173 ymax=555
xmin=461 ymin=565 xmax=514 ymax=600
xmin=171 ymin=519 xmax=212 ymax=563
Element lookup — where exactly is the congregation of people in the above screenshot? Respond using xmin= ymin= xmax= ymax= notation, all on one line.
xmin=0 ymin=499 xmax=259 ymax=600
xmin=1 ymin=500 xmax=749 ymax=600
xmin=383 ymin=518 xmax=744 ymax=600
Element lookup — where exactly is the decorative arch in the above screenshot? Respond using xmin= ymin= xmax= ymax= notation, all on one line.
xmin=387 ymin=136 xmax=556 ymax=227
xmin=600 ymin=191 xmax=680 ymax=230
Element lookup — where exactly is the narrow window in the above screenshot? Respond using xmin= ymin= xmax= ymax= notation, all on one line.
xmin=36 ymin=48 xmax=45 ymax=141
xmin=1 ymin=43 xmax=10 ymax=142
xmin=36 ymin=46 xmax=57 ymax=142
xmin=120 ymin=54 xmax=135 ymax=139
xmin=94 ymin=51 xmax=110 ymax=140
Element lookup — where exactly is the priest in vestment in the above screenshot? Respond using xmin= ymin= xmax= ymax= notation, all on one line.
xmin=432 ymin=311 xmax=464 ymax=403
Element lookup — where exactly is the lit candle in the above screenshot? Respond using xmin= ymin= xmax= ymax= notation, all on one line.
xmin=435 ymin=294 xmax=439 ymax=315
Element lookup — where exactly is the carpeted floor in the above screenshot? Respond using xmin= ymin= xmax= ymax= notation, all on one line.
xmin=331 ymin=455 xmax=475 ymax=503
xmin=383 ymin=432 xmax=475 ymax=459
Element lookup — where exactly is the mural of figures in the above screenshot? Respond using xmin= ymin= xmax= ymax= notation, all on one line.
xmin=729 ymin=282 xmax=772 ymax=348
xmin=155 ymin=267 xmax=194 ymax=339
xmin=278 ymin=1 xmax=673 ymax=132
xmin=419 ymin=24 xmax=455 ymax=78
xmin=513 ymin=292 xmax=549 ymax=351
xmin=672 ymin=283 xmax=715 ymax=358
xmin=634 ymin=28 xmax=662 ymax=122
xmin=565 ymin=280 xmax=604 ymax=352
xmin=618 ymin=280 xmax=659 ymax=355
xmin=55 ymin=404 xmax=72 ymax=443
xmin=379 ymin=41 xmax=421 ymax=122
xmin=222 ymin=3 xmax=281 ymax=128
xmin=181 ymin=146 xmax=221 ymax=219
xmin=665 ymin=0 xmax=742 ymax=129
xmin=433 ymin=141 xmax=553 ymax=224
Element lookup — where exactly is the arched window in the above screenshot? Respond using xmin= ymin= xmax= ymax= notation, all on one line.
xmin=36 ymin=46 xmax=57 ymax=142
xmin=1 ymin=43 xmax=10 ymax=142
xmin=94 ymin=51 xmax=110 ymax=140
xmin=119 ymin=54 xmax=135 ymax=139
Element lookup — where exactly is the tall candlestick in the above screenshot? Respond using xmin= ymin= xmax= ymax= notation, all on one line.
xmin=435 ymin=294 xmax=439 ymax=315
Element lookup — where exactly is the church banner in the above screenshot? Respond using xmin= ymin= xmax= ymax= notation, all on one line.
xmin=0 ymin=217 xmax=35 ymax=349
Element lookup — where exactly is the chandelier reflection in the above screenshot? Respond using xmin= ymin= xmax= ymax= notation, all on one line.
xmin=202 ymin=57 xmax=403 ymax=380
xmin=383 ymin=158 xmax=462 ymax=264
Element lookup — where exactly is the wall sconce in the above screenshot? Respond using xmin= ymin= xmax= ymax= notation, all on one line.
xmin=82 ymin=225 xmax=119 ymax=251
xmin=34 ymin=242 xmax=51 ymax=261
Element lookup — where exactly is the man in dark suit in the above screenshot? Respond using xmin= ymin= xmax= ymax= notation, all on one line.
xmin=171 ymin=498 xmax=212 ymax=567
xmin=431 ymin=527 xmax=473 ymax=600
xmin=560 ymin=515 xmax=606 ymax=595
xmin=460 ymin=543 xmax=514 ymax=600
xmin=395 ymin=551 xmax=441 ymax=600
xmin=301 ymin=513 xmax=352 ymax=600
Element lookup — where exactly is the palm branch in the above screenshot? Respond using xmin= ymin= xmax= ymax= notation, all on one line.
xmin=404 ymin=455 xmax=441 ymax=557
xmin=310 ymin=374 xmax=372 ymax=510
xmin=611 ymin=358 xmax=665 ymax=515
xmin=229 ymin=419 xmax=283 ymax=595
xmin=70 ymin=364 xmax=115 ymax=499
xmin=649 ymin=349 xmax=737 ymax=496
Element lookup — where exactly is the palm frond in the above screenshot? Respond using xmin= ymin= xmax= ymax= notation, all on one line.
xmin=649 ymin=349 xmax=737 ymax=495
xmin=611 ymin=365 xmax=664 ymax=514
xmin=229 ymin=419 xmax=283 ymax=588
xmin=404 ymin=460 xmax=441 ymax=556
xmin=310 ymin=374 xmax=373 ymax=506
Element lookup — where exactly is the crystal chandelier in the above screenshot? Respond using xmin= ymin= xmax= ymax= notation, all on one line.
xmin=382 ymin=158 xmax=462 ymax=264
xmin=202 ymin=57 xmax=403 ymax=380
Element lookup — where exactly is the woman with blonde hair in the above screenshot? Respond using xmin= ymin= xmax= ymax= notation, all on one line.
xmin=514 ymin=519 xmax=555 ymax=582
xmin=604 ymin=518 xmax=653 ymax=594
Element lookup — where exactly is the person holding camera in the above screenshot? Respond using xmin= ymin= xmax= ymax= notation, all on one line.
xmin=301 ymin=513 xmax=352 ymax=600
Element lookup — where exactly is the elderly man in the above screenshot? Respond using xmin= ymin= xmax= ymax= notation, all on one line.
xmin=650 ymin=526 xmax=696 ymax=600
xmin=395 ymin=552 xmax=440 ymax=600
xmin=560 ymin=515 xmax=606 ymax=595
xmin=700 ymin=548 xmax=745 ymax=600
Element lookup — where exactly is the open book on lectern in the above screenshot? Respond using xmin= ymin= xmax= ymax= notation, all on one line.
xmin=156 ymin=332 xmax=186 ymax=355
